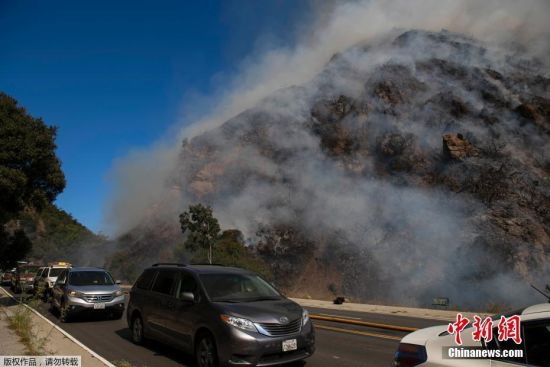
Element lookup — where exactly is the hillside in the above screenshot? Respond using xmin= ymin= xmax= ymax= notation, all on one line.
xmin=10 ymin=204 xmax=109 ymax=266
xmin=109 ymin=29 xmax=550 ymax=308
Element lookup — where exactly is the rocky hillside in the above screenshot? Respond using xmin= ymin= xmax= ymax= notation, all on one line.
xmin=110 ymin=30 xmax=550 ymax=308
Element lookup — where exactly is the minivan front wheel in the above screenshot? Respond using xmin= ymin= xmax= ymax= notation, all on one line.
xmin=195 ymin=333 xmax=218 ymax=367
xmin=131 ymin=315 xmax=144 ymax=344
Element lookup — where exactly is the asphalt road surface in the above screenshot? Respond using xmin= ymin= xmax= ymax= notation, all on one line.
xmin=2 ymin=286 xmax=444 ymax=367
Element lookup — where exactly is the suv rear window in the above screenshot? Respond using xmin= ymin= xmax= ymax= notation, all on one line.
xmin=136 ymin=269 xmax=156 ymax=290
xmin=49 ymin=268 xmax=65 ymax=277
xmin=20 ymin=266 xmax=40 ymax=274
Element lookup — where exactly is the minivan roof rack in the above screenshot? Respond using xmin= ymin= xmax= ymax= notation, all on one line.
xmin=189 ymin=263 xmax=226 ymax=266
xmin=152 ymin=263 xmax=186 ymax=267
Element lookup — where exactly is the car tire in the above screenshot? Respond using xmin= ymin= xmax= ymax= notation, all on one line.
xmin=59 ymin=301 xmax=71 ymax=323
xmin=131 ymin=315 xmax=145 ymax=344
xmin=195 ymin=332 xmax=219 ymax=367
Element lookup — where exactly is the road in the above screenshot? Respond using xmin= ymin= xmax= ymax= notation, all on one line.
xmin=2 ymin=286 xmax=444 ymax=367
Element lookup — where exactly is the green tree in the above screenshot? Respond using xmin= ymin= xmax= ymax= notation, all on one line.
xmin=179 ymin=203 xmax=221 ymax=264
xmin=0 ymin=229 xmax=32 ymax=269
xmin=0 ymin=92 xmax=65 ymax=267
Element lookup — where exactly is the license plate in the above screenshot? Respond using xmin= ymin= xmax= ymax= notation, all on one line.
xmin=282 ymin=339 xmax=297 ymax=352
xmin=93 ymin=303 xmax=106 ymax=309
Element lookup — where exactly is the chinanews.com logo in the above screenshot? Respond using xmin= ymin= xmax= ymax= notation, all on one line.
xmin=444 ymin=313 xmax=524 ymax=360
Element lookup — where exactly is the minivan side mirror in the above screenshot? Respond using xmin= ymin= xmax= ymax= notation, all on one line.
xmin=180 ymin=292 xmax=195 ymax=303
xmin=115 ymin=280 xmax=121 ymax=284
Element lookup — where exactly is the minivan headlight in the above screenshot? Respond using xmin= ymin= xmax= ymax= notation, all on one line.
xmin=114 ymin=290 xmax=123 ymax=297
xmin=302 ymin=309 xmax=309 ymax=325
xmin=221 ymin=315 xmax=257 ymax=332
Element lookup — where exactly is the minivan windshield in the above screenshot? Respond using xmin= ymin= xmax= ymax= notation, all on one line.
xmin=69 ymin=271 xmax=114 ymax=286
xmin=200 ymin=273 xmax=281 ymax=302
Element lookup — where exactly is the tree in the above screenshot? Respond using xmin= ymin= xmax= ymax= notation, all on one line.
xmin=0 ymin=229 xmax=32 ymax=269
xmin=0 ymin=92 xmax=66 ymax=267
xmin=179 ymin=203 xmax=221 ymax=264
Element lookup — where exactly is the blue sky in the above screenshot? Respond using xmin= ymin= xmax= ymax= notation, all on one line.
xmin=0 ymin=0 xmax=310 ymax=233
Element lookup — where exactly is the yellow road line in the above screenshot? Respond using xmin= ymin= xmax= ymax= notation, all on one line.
xmin=310 ymin=314 xmax=418 ymax=332
xmin=314 ymin=324 xmax=402 ymax=341
xmin=317 ymin=313 xmax=362 ymax=320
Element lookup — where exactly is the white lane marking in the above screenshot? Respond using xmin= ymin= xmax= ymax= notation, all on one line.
xmin=0 ymin=287 xmax=115 ymax=367
xmin=317 ymin=312 xmax=362 ymax=320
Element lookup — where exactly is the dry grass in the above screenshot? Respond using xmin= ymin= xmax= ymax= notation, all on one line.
xmin=7 ymin=304 xmax=47 ymax=354
xmin=5 ymin=295 xmax=54 ymax=355
xmin=114 ymin=360 xmax=142 ymax=367
xmin=485 ymin=302 xmax=511 ymax=315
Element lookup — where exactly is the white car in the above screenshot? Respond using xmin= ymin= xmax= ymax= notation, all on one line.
xmin=37 ymin=262 xmax=72 ymax=300
xmin=393 ymin=303 xmax=550 ymax=366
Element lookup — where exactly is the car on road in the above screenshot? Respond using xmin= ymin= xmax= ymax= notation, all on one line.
xmin=127 ymin=263 xmax=315 ymax=367
xmin=393 ymin=303 xmax=550 ymax=366
xmin=12 ymin=263 xmax=42 ymax=293
xmin=37 ymin=261 xmax=72 ymax=300
xmin=1 ymin=269 xmax=15 ymax=286
xmin=50 ymin=267 xmax=125 ymax=322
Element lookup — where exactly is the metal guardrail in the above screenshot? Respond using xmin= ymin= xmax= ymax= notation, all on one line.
xmin=309 ymin=314 xmax=418 ymax=333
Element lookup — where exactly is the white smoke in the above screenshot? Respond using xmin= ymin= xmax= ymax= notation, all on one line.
xmin=104 ymin=0 xmax=550 ymax=307
xmin=106 ymin=0 xmax=549 ymax=235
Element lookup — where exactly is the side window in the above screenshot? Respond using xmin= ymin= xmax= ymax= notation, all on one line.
xmin=175 ymin=272 xmax=197 ymax=299
xmin=524 ymin=319 xmax=550 ymax=367
xmin=56 ymin=270 xmax=68 ymax=284
xmin=36 ymin=269 xmax=43 ymax=277
xmin=151 ymin=270 xmax=176 ymax=295
xmin=485 ymin=329 xmax=525 ymax=364
xmin=42 ymin=268 xmax=49 ymax=278
xmin=136 ymin=269 xmax=156 ymax=290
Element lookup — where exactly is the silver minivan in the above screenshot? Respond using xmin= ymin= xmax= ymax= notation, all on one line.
xmin=51 ymin=267 xmax=125 ymax=322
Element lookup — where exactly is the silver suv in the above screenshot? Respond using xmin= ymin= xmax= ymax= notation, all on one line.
xmin=51 ymin=267 xmax=125 ymax=322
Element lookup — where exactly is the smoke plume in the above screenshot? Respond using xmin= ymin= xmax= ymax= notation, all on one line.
xmin=105 ymin=0 xmax=550 ymax=308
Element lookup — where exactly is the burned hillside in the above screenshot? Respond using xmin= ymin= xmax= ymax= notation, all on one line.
xmin=109 ymin=30 xmax=550 ymax=308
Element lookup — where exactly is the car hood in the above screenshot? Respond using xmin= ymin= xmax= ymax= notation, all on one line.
xmin=68 ymin=284 xmax=120 ymax=294
xmin=214 ymin=298 xmax=303 ymax=323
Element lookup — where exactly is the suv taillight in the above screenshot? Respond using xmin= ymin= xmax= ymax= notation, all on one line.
xmin=393 ymin=343 xmax=427 ymax=367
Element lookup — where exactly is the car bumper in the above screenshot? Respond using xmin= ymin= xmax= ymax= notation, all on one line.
xmin=217 ymin=321 xmax=315 ymax=367
xmin=65 ymin=295 xmax=126 ymax=314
